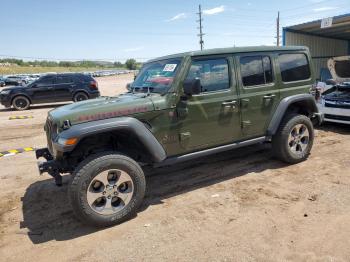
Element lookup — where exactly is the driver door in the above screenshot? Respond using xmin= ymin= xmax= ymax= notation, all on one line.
xmin=177 ymin=56 xmax=242 ymax=151
xmin=31 ymin=75 xmax=56 ymax=103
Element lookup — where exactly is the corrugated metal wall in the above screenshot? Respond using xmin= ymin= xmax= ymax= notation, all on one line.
xmin=285 ymin=31 xmax=348 ymax=79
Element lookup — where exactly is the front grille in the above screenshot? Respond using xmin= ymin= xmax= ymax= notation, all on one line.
xmin=325 ymin=100 xmax=350 ymax=109
xmin=324 ymin=114 xmax=350 ymax=122
xmin=45 ymin=118 xmax=57 ymax=153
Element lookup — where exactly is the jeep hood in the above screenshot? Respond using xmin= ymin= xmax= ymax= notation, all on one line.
xmin=328 ymin=56 xmax=350 ymax=83
xmin=49 ymin=93 xmax=156 ymax=127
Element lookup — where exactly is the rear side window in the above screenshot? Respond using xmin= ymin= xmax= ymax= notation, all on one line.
xmin=79 ymin=74 xmax=94 ymax=82
xmin=186 ymin=58 xmax=229 ymax=92
xmin=278 ymin=53 xmax=310 ymax=82
xmin=56 ymin=76 xmax=73 ymax=84
xmin=240 ymin=56 xmax=273 ymax=87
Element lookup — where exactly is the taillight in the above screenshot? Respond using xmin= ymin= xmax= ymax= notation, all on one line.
xmin=90 ymin=80 xmax=98 ymax=89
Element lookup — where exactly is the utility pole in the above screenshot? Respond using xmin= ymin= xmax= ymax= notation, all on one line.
xmin=197 ymin=5 xmax=204 ymax=50
xmin=276 ymin=11 xmax=280 ymax=46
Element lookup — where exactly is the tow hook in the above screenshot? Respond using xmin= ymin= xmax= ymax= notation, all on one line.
xmin=35 ymin=148 xmax=53 ymax=161
xmin=37 ymin=160 xmax=63 ymax=186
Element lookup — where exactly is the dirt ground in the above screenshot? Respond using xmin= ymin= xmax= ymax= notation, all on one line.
xmin=0 ymin=74 xmax=350 ymax=261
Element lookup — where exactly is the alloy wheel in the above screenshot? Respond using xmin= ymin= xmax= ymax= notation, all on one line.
xmin=87 ymin=169 xmax=134 ymax=215
xmin=288 ymin=124 xmax=310 ymax=155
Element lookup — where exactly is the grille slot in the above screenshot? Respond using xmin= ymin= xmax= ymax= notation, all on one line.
xmin=324 ymin=114 xmax=350 ymax=122
xmin=45 ymin=118 xmax=57 ymax=154
xmin=325 ymin=100 xmax=350 ymax=109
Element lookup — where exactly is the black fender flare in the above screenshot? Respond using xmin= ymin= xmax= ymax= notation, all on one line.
xmin=267 ymin=94 xmax=319 ymax=136
xmin=53 ymin=117 xmax=166 ymax=162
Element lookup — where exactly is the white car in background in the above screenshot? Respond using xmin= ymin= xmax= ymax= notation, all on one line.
xmin=317 ymin=56 xmax=350 ymax=124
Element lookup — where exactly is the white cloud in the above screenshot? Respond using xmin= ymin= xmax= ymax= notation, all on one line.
xmin=313 ymin=6 xmax=338 ymax=12
xmin=166 ymin=13 xmax=186 ymax=22
xmin=203 ymin=5 xmax=225 ymax=15
xmin=123 ymin=46 xmax=144 ymax=52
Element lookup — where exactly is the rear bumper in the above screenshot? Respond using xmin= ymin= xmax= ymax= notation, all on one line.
xmin=89 ymin=91 xmax=100 ymax=99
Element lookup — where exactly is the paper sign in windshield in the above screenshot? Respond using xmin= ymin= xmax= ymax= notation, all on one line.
xmin=163 ymin=64 xmax=177 ymax=72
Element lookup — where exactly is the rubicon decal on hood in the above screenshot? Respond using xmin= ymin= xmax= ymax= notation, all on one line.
xmin=76 ymin=106 xmax=148 ymax=122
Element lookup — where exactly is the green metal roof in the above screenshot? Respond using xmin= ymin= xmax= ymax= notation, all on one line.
xmin=284 ymin=13 xmax=350 ymax=40
xmin=148 ymin=46 xmax=308 ymax=63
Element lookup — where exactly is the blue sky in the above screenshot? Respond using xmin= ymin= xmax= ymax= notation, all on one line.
xmin=0 ymin=0 xmax=349 ymax=62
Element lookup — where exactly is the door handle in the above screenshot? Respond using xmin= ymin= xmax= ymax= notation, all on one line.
xmin=47 ymin=87 xmax=53 ymax=90
xmin=222 ymin=101 xmax=237 ymax=106
xmin=263 ymin=94 xmax=276 ymax=99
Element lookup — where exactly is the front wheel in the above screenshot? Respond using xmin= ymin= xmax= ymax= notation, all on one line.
xmin=69 ymin=153 xmax=146 ymax=227
xmin=272 ymin=114 xmax=314 ymax=164
xmin=12 ymin=96 xmax=30 ymax=110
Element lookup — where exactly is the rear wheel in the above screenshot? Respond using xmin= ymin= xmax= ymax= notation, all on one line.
xmin=272 ymin=114 xmax=314 ymax=164
xmin=73 ymin=92 xmax=88 ymax=102
xmin=12 ymin=96 xmax=30 ymax=110
xmin=69 ymin=152 xmax=146 ymax=227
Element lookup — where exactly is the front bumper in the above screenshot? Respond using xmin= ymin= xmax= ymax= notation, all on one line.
xmin=0 ymin=94 xmax=11 ymax=107
xmin=318 ymin=103 xmax=350 ymax=124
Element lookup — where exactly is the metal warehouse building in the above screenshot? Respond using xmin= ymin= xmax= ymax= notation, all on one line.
xmin=283 ymin=13 xmax=350 ymax=80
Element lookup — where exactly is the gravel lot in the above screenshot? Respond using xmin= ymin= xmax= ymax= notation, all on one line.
xmin=1 ymin=74 xmax=350 ymax=261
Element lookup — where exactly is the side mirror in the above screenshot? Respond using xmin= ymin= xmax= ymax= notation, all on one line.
xmin=126 ymin=82 xmax=132 ymax=91
xmin=325 ymin=79 xmax=337 ymax=85
xmin=183 ymin=78 xmax=201 ymax=96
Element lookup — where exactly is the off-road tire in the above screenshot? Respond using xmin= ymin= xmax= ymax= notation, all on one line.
xmin=12 ymin=95 xmax=30 ymax=110
xmin=272 ymin=113 xmax=314 ymax=164
xmin=73 ymin=92 xmax=89 ymax=102
xmin=69 ymin=152 xmax=146 ymax=227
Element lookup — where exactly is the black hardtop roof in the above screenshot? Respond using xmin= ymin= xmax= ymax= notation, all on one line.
xmin=147 ymin=45 xmax=309 ymax=63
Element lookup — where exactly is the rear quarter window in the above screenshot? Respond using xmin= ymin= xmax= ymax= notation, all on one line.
xmin=278 ymin=53 xmax=310 ymax=82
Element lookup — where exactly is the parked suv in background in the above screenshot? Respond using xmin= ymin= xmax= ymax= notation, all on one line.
xmin=36 ymin=46 xmax=321 ymax=227
xmin=0 ymin=73 xmax=100 ymax=110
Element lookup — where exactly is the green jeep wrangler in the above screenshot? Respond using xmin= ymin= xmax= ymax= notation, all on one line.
xmin=36 ymin=46 xmax=322 ymax=227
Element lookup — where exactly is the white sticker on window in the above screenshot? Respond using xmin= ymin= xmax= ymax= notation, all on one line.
xmin=163 ymin=64 xmax=177 ymax=72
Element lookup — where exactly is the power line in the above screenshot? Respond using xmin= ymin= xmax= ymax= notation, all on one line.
xmin=197 ymin=5 xmax=205 ymax=50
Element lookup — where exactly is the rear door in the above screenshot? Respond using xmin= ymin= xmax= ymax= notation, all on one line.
xmin=235 ymin=53 xmax=280 ymax=138
xmin=31 ymin=75 xmax=55 ymax=103
xmin=54 ymin=75 xmax=75 ymax=102
xmin=177 ymin=56 xmax=242 ymax=151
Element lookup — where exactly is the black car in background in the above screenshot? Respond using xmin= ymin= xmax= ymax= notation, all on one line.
xmin=0 ymin=73 xmax=100 ymax=110
xmin=4 ymin=76 xmax=23 ymax=86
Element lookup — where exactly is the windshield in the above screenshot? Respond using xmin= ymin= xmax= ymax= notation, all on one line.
xmin=132 ymin=58 xmax=182 ymax=93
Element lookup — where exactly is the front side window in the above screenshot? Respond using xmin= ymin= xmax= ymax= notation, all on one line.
xmin=186 ymin=58 xmax=229 ymax=92
xmin=240 ymin=56 xmax=273 ymax=87
xmin=278 ymin=53 xmax=310 ymax=82
xmin=36 ymin=76 xmax=54 ymax=86
xmin=132 ymin=58 xmax=182 ymax=93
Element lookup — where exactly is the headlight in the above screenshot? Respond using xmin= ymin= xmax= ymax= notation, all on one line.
xmin=0 ymin=90 xmax=11 ymax=95
xmin=57 ymin=137 xmax=78 ymax=146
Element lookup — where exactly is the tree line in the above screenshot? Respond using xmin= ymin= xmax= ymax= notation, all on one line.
xmin=0 ymin=58 xmax=140 ymax=70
